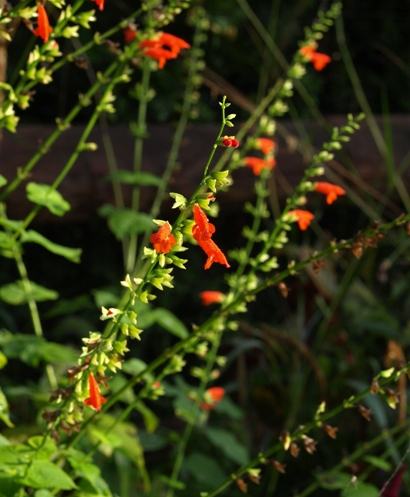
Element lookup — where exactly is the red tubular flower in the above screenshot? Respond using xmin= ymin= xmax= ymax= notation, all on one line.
xmin=200 ymin=291 xmax=224 ymax=306
xmin=84 ymin=374 xmax=106 ymax=412
xmin=200 ymin=387 xmax=225 ymax=411
xmin=287 ymin=210 xmax=315 ymax=231
xmin=314 ymin=182 xmax=346 ymax=204
xmin=300 ymin=45 xmax=331 ymax=71
xmin=158 ymin=33 xmax=191 ymax=54
xmin=244 ymin=156 xmax=276 ymax=176
xmin=33 ymin=5 xmax=52 ymax=42
xmin=143 ymin=47 xmax=177 ymax=69
xmin=140 ymin=32 xmax=190 ymax=69
xmin=92 ymin=0 xmax=104 ymax=11
xmin=123 ymin=27 xmax=137 ymax=44
xmin=149 ymin=222 xmax=176 ymax=254
xmin=192 ymin=205 xmax=229 ymax=270
xmin=257 ymin=138 xmax=276 ymax=155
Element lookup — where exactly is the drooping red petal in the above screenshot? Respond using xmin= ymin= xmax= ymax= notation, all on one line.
xmin=149 ymin=222 xmax=176 ymax=254
xmin=33 ymin=5 xmax=52 ymax=42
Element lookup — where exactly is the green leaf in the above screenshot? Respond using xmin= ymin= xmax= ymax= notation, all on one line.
xmin=20 ymin=460 xmax=76 ymax=490
xmin=204 ymin=427 xmax=249 ymax=465
xmin=107 ymin=209 xmax=154 ymax=240
xmin=21 ymin=230 xmax=82 ymax=263
xmin=341 ymin=482 xmax=379 ymax=497
xmin=26 ymin=183 xmax=70 ymax=217
xmin=183 ymin=453 xmax=226 ymax=486
xmin=160 ymin=475 xmax=186 ymax=490
xmin=0 ymin=332 xmax=77 ymax=366
xmin=0 ymin=175 xmax=7 ymax=188
xmin=316 ymin=471 xmax=352 ymax=490
xmin=0 ymin=280 xmax=58 ymax=305
xmin=0 ymin=388 xmax=13 ymax=428
xmin=362 ymin=456 xmax=391 ymax=471
xmin=153 ymin=308 xmax=189 ymax=338
xmin=106 ymin=170 xmax=164 ymax=187
xmin=34 ymin=491 xmax=55 ymax=497
xmin=133 ymin=400 xmax=159 ymax=433
xmin=45 ymin=295 xmax=92 ymax=318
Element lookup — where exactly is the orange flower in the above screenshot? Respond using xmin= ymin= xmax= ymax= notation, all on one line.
xmin=84 ymin=374 xmax=106 ymax=412
xmin=300 ymin=45 xmax=331 ymax=71
xmin=192 ymin=205 xmax=229 ymax=270
xmin=140 ymin=32 xmax=190 ymax=69
xmin=257 ymin=138 xmax=276 ymax=155
xmin=192 ymin=204 xmax=215 ymax=242
xmin=287 ymin=210 xmax=315 ymax=231
xmin=200 ymin=291 xmax=224 ymax=306
xmin=314 ymin=182 xmax=346 ymax=204
xmin=149 ymin=222 xmax=176 ymax=254
xmin=244 ymin=156 xmax=276 ymax=175
xmin=200 ymin=387 xmax=225 ymax=411
xmin=92 ymin=0 xmax=104 ymax=11
xmin=33 ymin=5 xmax=52 ymax=42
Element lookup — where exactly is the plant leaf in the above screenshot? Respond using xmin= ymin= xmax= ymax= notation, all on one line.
xmin=20 ymin=460 xmax=76 ymax=490
xmin=204 ymin=427 xmax=249 ymax=465
xmin=107 ymin=209 xmax=154 ymax=240
xmin=153 ymin=308 xmax=189 ymax=338
xmin=0 ymin=280 xmax=58 ymax=305
xmin=106 ymin=170 xmax=164 ymax=187
xmin=26 ymin=183 xmax=70 ymax=217
xmin=21 ymin=230 xmax=82 ymax=263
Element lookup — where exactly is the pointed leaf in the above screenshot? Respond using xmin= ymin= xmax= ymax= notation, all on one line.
xmin=0 ymin=280 xmax=58 ymax=305
xmin=26 ymin=183 xmax=70 ymax=217
xmin=153 ymin=308 xmax=188 ymax=338
xmin=107 ymin=209 xmax=154 ymax=240
xmin=106 ymin=170 xmax=164 ymax=187
xmin=20 ymin=460 xmax=76 ymax=490
xmin=21 ymin=230 xmax=81 ymax=263
xmin=204 ymin=427 xmax=249 ymax=465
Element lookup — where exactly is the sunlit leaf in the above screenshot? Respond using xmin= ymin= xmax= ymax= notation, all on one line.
xmin=26 ymin=183 xmax=70 ymax=217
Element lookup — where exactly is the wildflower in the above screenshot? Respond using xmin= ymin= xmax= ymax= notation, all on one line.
xmin=200 ymin=386 xmax=225 ymax=411
xmin=300 ymin=45 xmax=331 ymax=71
xmin=84 ymin=374 xmax=106 ymax=412
xmin=287 ymin=210 xmax=315 ymax=231
xmin=140 ymin=32 xmax=190 ymax=69
xmin=33 ymin=5 xmax=52 ymax=42
xmin=220 ymin=135 xmax=240 ymax=148
xmin=244 ymin=156 xmax=276 ymax=175
xmin=123 ymin=27 xmax=137 ymax=44
xmin=200 ymin=291 xmax=224 ymax=306
xmin=192 ymin=205 xmax=229 ymax=270
xmin=92 ymin=0 xmax=104 ymax=11
xmin=192 ymin=204 xmax=215 ymax=242
xmin=257 ymin=137 xmax=276 ymax=155
xmin=197 ymin=237 xmax=230 ymax=270
xmin=142 ymin=47 xmax=178 ymax=69
xmin=314 ymin=182 xmax=345 ymax=205
xmin=149 ymin=222 xmax=176 ymax=254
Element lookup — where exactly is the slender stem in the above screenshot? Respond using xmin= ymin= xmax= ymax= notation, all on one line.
xmin=166 ymin=332 xmax=223 ymax=497
xmin=125 ymin=58 xmax=152 ymax=273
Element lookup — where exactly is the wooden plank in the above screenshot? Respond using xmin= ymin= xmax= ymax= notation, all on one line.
xmin=1 ymin=116 xmax=409 ymax=222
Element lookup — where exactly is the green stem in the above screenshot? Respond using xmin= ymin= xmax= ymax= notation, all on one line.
xmin=166 ymin=332 xmax=223 ymax=497
xmin=125 ymin=58 xmax=152 ymax=273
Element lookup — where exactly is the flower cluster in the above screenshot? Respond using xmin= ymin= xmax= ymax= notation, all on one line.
xmin=140 ymin=32 xmax=191 ymax=69
xmin=192 ymin=205 xmax=230 ymax=270
xmin=244 ymin=137 xmax=277 ymax=175
xmin=220 ymin=135 xmax=240 ymax=148
xmin=300 ymin=45 xmax=331 ymax=71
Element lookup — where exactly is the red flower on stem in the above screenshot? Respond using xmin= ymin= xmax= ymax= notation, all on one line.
xmin=91 ymin=0 xmax=104 ymax=11
xmin=123 ymin=27 xmax=137 ymax=44
xmin=200 ymin=291 xmax=224 ymax=306
xmin=287 ymin=210 xmax=315 ymax=231
xmin=33 ymin=5 xmax=52 ymax=42
xmin=244 ymin=156 xmax=276 ymax=176
xmin=200 ymin=387 xmax=225 ymax=411
xmin=84 ymin=374 xmax=106 ymax=412
xmin=140 ymin=32 xmax=190 ymax=69
xmin=300 ymin=45 xmax=331 ymax=71
xmin=257 ymin=138 xmax=276 ymax=155
xmin=149 ymin=222 xmax=176 ymax=254
xmin=314 ymin=182 xmax=346 ymax=205
xmin=192 ymin=205 xmax=230 ymax=270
